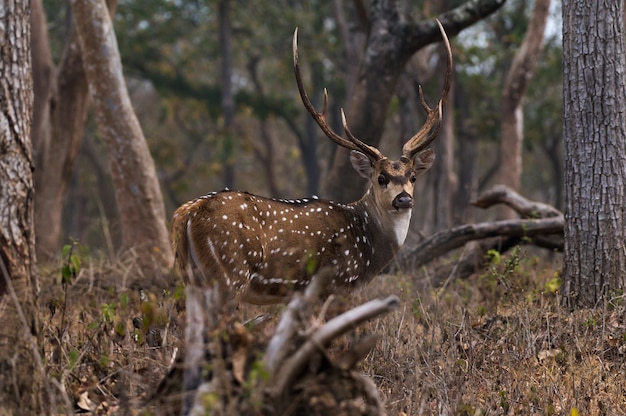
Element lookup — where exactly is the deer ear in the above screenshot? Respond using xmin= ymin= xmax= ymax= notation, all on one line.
xmin=413 ymin=149 xmax=435 ymax=174
xmin=350 ymin=150 xmax=374 ymax=179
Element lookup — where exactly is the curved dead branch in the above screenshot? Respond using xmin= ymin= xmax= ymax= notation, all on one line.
xmin=397 ymin=185 xmax=564 ymax=272
xmin=269 ymin=295 xmax=400 ymax=400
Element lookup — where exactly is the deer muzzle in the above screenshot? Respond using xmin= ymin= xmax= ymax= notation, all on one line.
xmin=392 ymin=191 xmax=413 ymax=210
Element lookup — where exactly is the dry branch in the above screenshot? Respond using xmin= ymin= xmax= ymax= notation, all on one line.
xmin=270 ymin=295 xmax=400 ymax=399
xmin=472 ymin=184 xmax=562 ymax=218
xmin=265 ymin=268 xmax=332 ymax=375
xmin=397 ymin=185 xmax=564 ymax=272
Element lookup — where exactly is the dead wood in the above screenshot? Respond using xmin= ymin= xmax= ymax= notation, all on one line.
xmin=155 ymin=269 xmax=397 ymax=415
xmin=471 ymin=184 xmax=562 ymax=218
xmin=396 ymin=185 xmax=564 ymax=279
xmin=270 ymin=295 xmax=400 ymax=402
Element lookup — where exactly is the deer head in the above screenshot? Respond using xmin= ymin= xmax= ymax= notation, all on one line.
xmin=171 ymin=21 xmax=452 ymax=304
xmin=292 ymin=19 xmax=451 ymax=244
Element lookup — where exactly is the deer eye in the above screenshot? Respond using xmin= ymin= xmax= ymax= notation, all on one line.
xmin=377 ymin=175 xmax=389 ymax=186
xmin=410 ymin=174 xmax=417 ymax=183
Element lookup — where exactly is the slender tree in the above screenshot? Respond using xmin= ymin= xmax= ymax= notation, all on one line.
xmin=70 ymin=0 xmax=173 ymax=272
xmin=495 ymin=0 xmax=550 ymax=218
xmin=219 ymin=0 xmax=236 ymax=188
xmin=0 ymin=2 xmax=46 ymax=413
xmin=562 ymin=0 xmax=626 ymax=307
xmin=31 ymin=0 xmax=118 ymax=260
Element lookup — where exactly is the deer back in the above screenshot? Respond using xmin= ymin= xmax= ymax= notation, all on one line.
xmin=171 ymin=190 xmax=399 ymax=304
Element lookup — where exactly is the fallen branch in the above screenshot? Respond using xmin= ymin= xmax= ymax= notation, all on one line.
xmin=397 ymin=216 xmax=563 ymax=270
xmin=471 ymin=184 xmax=562 ymax=218
xmin=396 ymin=185 xmax=564 ymax=276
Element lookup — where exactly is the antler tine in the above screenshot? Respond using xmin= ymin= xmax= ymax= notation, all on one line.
xmin=402 ymin=19 xmax=453 ymax=159
xmin=341 ymin=109 xmax=384 ymax=161
xmin=293 ymin=28 xmax=382 ymax=161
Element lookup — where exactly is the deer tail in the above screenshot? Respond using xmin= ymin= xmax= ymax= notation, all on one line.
xmin=170 ymin=209 xmax=191 ymax=280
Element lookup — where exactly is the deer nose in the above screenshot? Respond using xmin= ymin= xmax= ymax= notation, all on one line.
xmin=392 ymin=191 xmax=413 ymax=210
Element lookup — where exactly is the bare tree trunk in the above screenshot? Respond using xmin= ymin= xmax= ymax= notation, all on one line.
xmin=433 ymin=74 xmax=458 ymax=231
xmin=30 ymin=0 xmax=53 ymax=174
xmin=246 ymin=57 xmax=282 ymax=197
xmin=562 ymin=0 xmax=626 ymax=308
xmin=219 ymin=0 xmax=236 ymax=189
xmin=0 ymin=2 xmax=46 ymax=413
xmin=70 ymin=0 xmax=173 ymax=272
xmin=495 ymin=0 xmax=550 ymax=218
xmin=454 ymin=80 xmax=478 ymax=224
xmin=32 ymin=0 xmax=118 ymax=260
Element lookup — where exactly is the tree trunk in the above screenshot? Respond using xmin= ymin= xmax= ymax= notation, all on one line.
xmin=219 ymin=0 xmax=236 ymax=189
xmin=32 ymin=0 xmax=118 ymax=260
xmin=70 ymin=0 xmax=173 ymax=272
xmin=0 ymin=2 xmax=45 ymax=413
xmin=495 ymin=0 xmax=550 ymax=218
xmin=433 ymin=73 xmax=458 ymax=231
xmin=562 ymin=0 xmax=626 ymax=308
xmin=30 ymin=0 xmax=53 ymax=175
xmin=323 ymin=0 xmax=506 ymax=202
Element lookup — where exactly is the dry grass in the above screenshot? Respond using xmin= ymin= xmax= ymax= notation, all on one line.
xmin=38 ymin=247 xmax=626 ymax=415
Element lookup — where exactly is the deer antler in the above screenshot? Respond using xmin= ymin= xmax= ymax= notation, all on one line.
xmin=293 ymin=28 xmax=383 ymax=162
xmin=402 ymin=19 xmax=453 ymax=159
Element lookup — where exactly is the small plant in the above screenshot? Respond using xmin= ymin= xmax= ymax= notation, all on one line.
xmin=61 ymin=240 xmax=82 ymax=286
xmin=584 ymin=317 xmax=597 ymax=328
xmin=544 ymin=272 xmax=561 ymax=294
xmin=57 ymin=240 xmax=83 ymax=334
xmin=243 ymin=355 xmax=270 ymax=410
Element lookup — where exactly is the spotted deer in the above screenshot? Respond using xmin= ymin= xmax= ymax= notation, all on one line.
xmin=171 ymin=21 xmax=452 ymax=305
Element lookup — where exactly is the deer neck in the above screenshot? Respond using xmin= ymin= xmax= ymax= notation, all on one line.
xmin=352 ymin=188 xmax=412 ymax=250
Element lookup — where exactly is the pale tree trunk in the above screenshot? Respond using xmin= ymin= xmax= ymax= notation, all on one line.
xmin=70 ymin=0 xmax=173 ymax=272
xmin=323 ymin=0 xmax=506 ymax=203
xmin=495 ymin=0 xmax=550 ymax=218
xmin=30 ymin=0 xmax=53 ymax=174
xmin=430 ymin=0 xmax=458 ymax=233
xmin=0 ymin=2 xmax=46 ymax=413
xmin=32 ymin=0 xmax=118 ymax=260
xmin=219 ymin=0 xmax=236 ymax=189
xmin=562 ymin=0 xmax=626 ymax=308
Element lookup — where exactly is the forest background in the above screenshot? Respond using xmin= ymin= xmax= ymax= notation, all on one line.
xmin=36 ymin=0 xmax=563 ymax=259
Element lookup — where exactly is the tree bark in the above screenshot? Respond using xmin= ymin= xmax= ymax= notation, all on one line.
xmin=495 ymin=0 xmax=550 ymax=219
xmin=32 ymin=0 xmax=118 ymax=260
xmin=219 ymin=0 xmax=236 ymax=189
xmin=433 ymin=77 xmax=458 ymax=230
xmin=562 ymin=1 xmax=626 ymax=308
xmin=70 ymin=0 xmax=173 ymax=271
xmin=323 ymin=0 xmax=506 ymax=202
xmin=0 ymin=2 xmax=46 ymax=413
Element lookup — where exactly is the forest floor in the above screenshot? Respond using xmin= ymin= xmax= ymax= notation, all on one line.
xmin=39 ymin=246 xmax=626 ymax=415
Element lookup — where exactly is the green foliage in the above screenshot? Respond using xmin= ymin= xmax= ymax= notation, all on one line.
xmin=584 ymin=317 xmax=597 ymax=328
xmin=61 ymin=241 xmax=82 ymax=286
xmin=100 ymin=302 xmax=116 ymax=324
xmin=67 ymin=348 xmax=80 ymax=371
xmin=499 ymin=390 xmax=510 ymax=412
xmin=544 ymin=274 xmax=561 ymax=294
xmin=243 ymin=355 xmax=270 ymax=410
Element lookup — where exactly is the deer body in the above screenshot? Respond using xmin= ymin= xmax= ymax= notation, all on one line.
xmin=171 ymin=22 xmax=452 ymax=305
xmin=172 ymin=189 xmax=404 ymax=304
